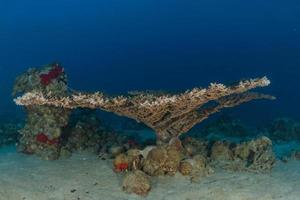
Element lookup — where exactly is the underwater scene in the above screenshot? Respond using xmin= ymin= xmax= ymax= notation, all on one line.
xmin=1 ymin=1 xmax=300 ymax=200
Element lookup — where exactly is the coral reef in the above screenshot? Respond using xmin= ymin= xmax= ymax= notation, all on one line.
xmin=13 ymin=63 xmax=70 ymax=160
xmin=15 ymin=77 xmax=275 ymax=145
xmin=63 ymin=110 xmax=134 ymax=159
xmin=12 ymin=65 xmax=278 ymax=196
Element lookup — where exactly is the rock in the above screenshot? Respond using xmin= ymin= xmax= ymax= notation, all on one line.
xmin=126 ymin=149 xmax=144 ymax=171
xmin=182 ymin=137 xmax=208 ymax=157
xmin=113 ymin=153 xmax=129 ymax=172
xmin=210 ymin=141 xmax=233 ymax=161
xmin=190 ymin=155 xmax=213 ymax=183
xmin=179 ymin=160 xmax=193 ymax=176
xmin=143 ymin=146 xmax=182 ymax=176
xmin=109 ymin=145 xmax=124 ymax=158
xmin=163 ymin=146 xmax=182 ymax=175
xmin=245 ymin=136 xmax=276 ymax=172
xmin=143 ymin=147 xmax=168 ymax=176
xmin=122 ymin=170 xmax=151 ymax=196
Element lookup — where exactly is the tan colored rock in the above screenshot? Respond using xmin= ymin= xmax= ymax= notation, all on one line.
xmin=190 ymin=154 xmax=213 ymax=183
xmin=109 ymin=145 xmax=124 ymax=158
xmin=210 ymin=141 xmax=233 ymax=161
xmin=163 ymin=146 xmax=183 ymax=175
xmin=183 ymin=137 xmax=208 ymax=157
xmin=179 ymin=160 xmax=193 ymax=176
xmin=122 ymin=170 xmax=151 ymax=196
xmin=143 ymin=147 xmax=168 ymax=176
xmin=143 ymin=146 xmax=182 ymax=176
xmin=113 ymin=153 xmax=129 ymax=172
xmin=127 ymin=149 xmax=144 ymax=171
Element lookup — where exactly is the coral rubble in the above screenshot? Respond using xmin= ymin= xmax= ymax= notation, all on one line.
xmin=210 ymin=136 xmax=276 ymax=172
xmin=15 ymin=76 xmax=275 ymax=145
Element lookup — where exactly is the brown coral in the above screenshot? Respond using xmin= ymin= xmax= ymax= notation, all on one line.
xmin=14 ymin=77 xmax=275 ymax=144
xmin=122 ymin=170 xmax=151 ymax=196
xmin=210 ymin=141 xmax=233 ymax=161
xmin=179 ymin=155 xmax=213 ymax=182
xmin=142 ymin=146 xmax=183 ymax=176
xmin=211 ymin=137 xmax=276 ymax=172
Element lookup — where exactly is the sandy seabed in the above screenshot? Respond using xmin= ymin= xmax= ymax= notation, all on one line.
xmin=0 ymin=146 xmax=299 ymax=200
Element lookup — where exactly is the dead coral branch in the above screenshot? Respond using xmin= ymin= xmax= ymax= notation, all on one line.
xmin=14 ymin=77 xmax=275 ymax=143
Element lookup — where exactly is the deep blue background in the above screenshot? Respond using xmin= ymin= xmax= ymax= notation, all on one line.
xmin=1 ymin=0 xmax=300 ymax=124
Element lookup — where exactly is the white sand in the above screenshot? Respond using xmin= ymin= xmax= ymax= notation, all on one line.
xmin=0 ymin=146 xmax=299 ymax=200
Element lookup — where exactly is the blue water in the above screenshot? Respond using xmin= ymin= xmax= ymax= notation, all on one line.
xmin=1 ymin=1 xmax=300 ymax=122
xmin=1 ymin=2 xmax=300 ymax=199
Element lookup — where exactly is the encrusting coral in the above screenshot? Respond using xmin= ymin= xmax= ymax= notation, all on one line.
xmin=14 ymin=76 xmax=275 ymax=145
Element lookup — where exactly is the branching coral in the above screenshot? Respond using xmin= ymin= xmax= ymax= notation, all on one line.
xmin=15 ymin=77 xmax=275 ymax=144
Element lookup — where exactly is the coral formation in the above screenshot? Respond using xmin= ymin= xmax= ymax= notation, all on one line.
xmin=122 ymin=170 xmax=151 ymax=196
xmin=210 ymin=141 xmax=233 ymax=161
xmin=15 ymin=77 xmax=275 ymax=145
xmin=142 ymin=146 xmax=183 ymax=176
xmin=13 ymin=63 xmax=70 ymax=160
xmin=63 ymin=110 xmax=132 ymax=158
xmin=179 ymin=155 xmax=213 ymax=182
xmin=12 ymin=64 xmax=278 ymax=196
xmin=181 ymin=137 xmax=208 ymax=157
xmin=210 ymin=136 xmax=276 ymax=172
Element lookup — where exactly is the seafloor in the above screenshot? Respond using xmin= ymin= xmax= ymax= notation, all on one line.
xmin=0 ymin=141 xmax=299 ymax=200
